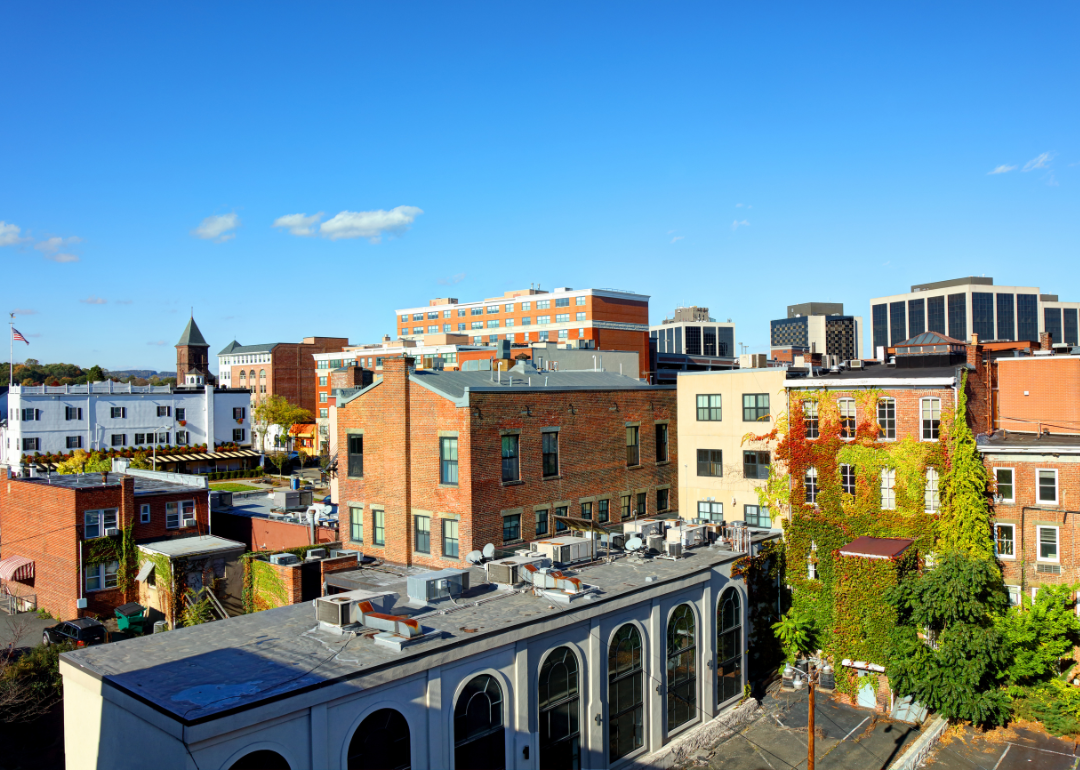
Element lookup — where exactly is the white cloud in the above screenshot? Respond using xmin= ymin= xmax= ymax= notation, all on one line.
xmin=35 ymin=235 xmax=81 ymax=253
xmin=988 ymin=164 xmax=1017 ymax=175
xmin=272 ymin=212 xmax=324 ymax=236
xmin=11 ymin=308 xmax=36 ymax=315
xmin=731 ymin=220 xmax=750 ymax=231
xmin=1023 ymin=152 xmax=1053 ymax=172
xmin=438 ymin=272 xmax=466 ymax=286
xmin=192 ymin=213 xmax=240 ymax=242
xmin=80 ymin=296 xmax=107 ymax=305
xmin=670 ymin=236 xmax=685 ymax=244
xmin=44 ymin=253 xmax=79 ymax=263
xmin=319 ymin=206 xmax=423 ymax=242
xmin=0 ymin=221 xmax=29 ymax=247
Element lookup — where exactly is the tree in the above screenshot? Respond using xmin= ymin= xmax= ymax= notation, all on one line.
xmin=253 ymin=394 xmax=312 ymax=461
xmin=55 ymin=450 xmax=111 ymax=475
xmin=129 ymin=451 xmax=152 ymax=470
xmin=84 ymin=365 xmax=105 ymax=383
xmin=937 ymin=372 xmax=994 ymax=560
xmin=998 ymin=583 xmax=1080 ymax=685
xmin=772 ymin=608 xmax=816 ymax=665
xmin=0 ymin=615 xmax=66 ymax=723
xmin=885 ymin=552 xmax=1011 ymax=725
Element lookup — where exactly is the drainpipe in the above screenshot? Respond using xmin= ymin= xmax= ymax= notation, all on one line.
xmin=78 ymin=540 xmax=84 ymax=615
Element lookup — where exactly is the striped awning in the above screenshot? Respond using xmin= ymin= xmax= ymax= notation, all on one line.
xmin=0 ymin=555 xmax=35 ymax=582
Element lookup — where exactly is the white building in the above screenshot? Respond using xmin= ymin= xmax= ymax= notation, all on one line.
xmin=0 ymin=378 xmax=252 ymax=470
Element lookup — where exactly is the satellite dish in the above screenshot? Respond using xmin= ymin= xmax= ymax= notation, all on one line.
xmin=466 ymin=550 xmax=484 ymax=565
xmin=482 ymin=543 xmax=496 ymax=560
xmin=625 ymin=536 xmax=644 ymax=552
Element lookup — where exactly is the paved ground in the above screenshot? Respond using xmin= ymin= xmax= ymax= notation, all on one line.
xmin=923 ymin=724 xmax=1078 ymax=770
xmin=699 ymin=689 xmax=922 ymax=770
xmin=0 ymin=612 xmax=55 ymax=650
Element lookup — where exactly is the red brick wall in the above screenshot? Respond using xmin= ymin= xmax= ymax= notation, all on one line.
xmin=336 ymin=357 xmax=676 ymax=568
xmin=997 ymin=357 xmax=1080 ymax=435
xmin=320 ymin=554 xmax=358 ymax=580
xmin=131 ymin=490 xmax=211 ymax=542
xmin=250 ymin=519 xmax=338 ymax=552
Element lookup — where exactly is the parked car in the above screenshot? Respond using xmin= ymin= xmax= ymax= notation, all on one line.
xmin=42 ymin=618 xmax=107 ymax=647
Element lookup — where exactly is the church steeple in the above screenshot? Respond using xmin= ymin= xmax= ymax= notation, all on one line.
xmin=176 ymin=316 xmax=213 ymax=385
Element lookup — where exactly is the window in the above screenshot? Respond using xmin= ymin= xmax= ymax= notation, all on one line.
xmin=1005 ymin=585 xmax=1021 ymax=607
xmin=350 ymin=507 xmax=363 ymax=544
xmin=20 ymin=408 xmax=37 ymax=421
xmin=111 ymin=434 xmax=126 ymax=447
xmin=717 ymin=588 xmax=742 ymax=704
xmin=233 ymin=407 xmax=246 ymax=420
xmin=539 ymin=647 xmax=580 ymax=770
xmin=373 ymin=509 xmax=385 ymax=546
xmin=537 ymin=315 xmax=550 ymax=325
xmin=838 ymin=398 xmax=856 ymax=438
xmin=697 ymin=449 xmax=722 ymax=477
xmin=413 ymin=327 xmax=423 ymax=334
xmin=552 ymin=297 xmax=568 ymax=308
xmin=165 ymin=501 xmax=196 ymax=529
xmin=536 ymin=299 xmax=551 ymax=309
xmin=609 ymin=625 xmax=644 ymax=760
xmin=454 ymin=674 xmax=505 ymax=770
xmin=840 ymin=464 xmax=855 ymax=495
xmin=233 ymin=428 xmax=245 ymax=442
xmin=598 ymin=499 xmax=609 ymax=523
xmin=521 ymin=301 xmax=531 ymax=311
xmin=439 ymin=519 xmax=459 ymax=559
xmin=635 ymin=492 xmax=646 ymax=517
xmin=995 ymin=468 xmax=1014 ymax=502
xmin=557 ymin=329 xmax=568 ymax=339
xmin=85 ymin=561 xmax=119 ymax=592
xmin=415 ymin=515 xmax=431 ymax=554
xmin=348 ymin=434 xmax=363 ymax=478
xmin=140 ymin=504 xmax=151 ymax=524
xmin=503 ymin=513 xmax=521 ymax=543
xmin=657 ymin=488 xmax=669 ymax=511
xmin=921 ymin=398 xmax=941 ymax=441
xmin=320 ymin=408 xmax=328 ymax=418
xmin=804 ymin=400 xmax=819 ymax=438
xmin=348 ymin=708 xmax=411 ymax=770
xmin=655 ymin=423 xmax=668 ymax=462
xmin=881 ymin=468 xmax=896 ymax=510
xmin=484 ymin=305 xmax=498 ymax=314
xmin=877 ymin=398 xmax=896 ymax=440
xmin=175 ymin=407 xmax=186 ymax=421
xmin=110 ymin=407 xmax=126 ymax=419
xmin=666 ymin=605 xmax=697 ymax=732
xmin=745 ymin=504 xmax=770 ymax=528
xmin=440 ymin=437 xmax=458 ymax=484
xmin=621 ymin=494 xmax=631 ymax=519
xmin=486 ymin=320 xmax=499 ymax=329
xmin=66 ymin=436 xmax=82 ymax=449
xmin=555 ymin=313 xmax=570 ymax=323
xmin=575 ymin=296 xmax=586 ymax=305
xmin=543 ymin=432 xmax=560 ymax=477
xmin=21 ymin=437 xmax=39 ymax=451
xmin=742 ymin=394 xmax=770 ymax=422
xmin=995 ymin=523 xmax=1015 ymax=559
xmin=698 ymin=501 xmax=723 ymax=522
xmin=538 ymin=331 xmax=548 ymax=341
xmin=157 ymin=406 xmax=171 ymax=417
xmin=320 ymin=392 xmax=327 ymax=403
xmin=65 ymin=406 xmax=82 ymax=420
xmin=535 ymin=508 xmax=549 ymax=536
xmin=413 ymin=312 xmax=424 ymax=321
xmin=554 ymin=505 xmax=569 ymax=532
xmin=804 ymin=468 xmax=818 ymax=504
xmin=504 ymin=319 xmax=514 ymax=328
xmin=84 ymin=509 xmax=118 ymax=539
xmin=743 ymin=451 xmax=769 ymax=480
xmin=1038 ymin=526 xmax=1059 ymax=562
xmin=925 ymin=468 xmax=940 ymax=512
xmin=1038 ymin=469 xmax=1059 ymax=504
xmin=457 ymin=323 xmax=466 ymax=332
xmin=626 ymin=426 xmax=639 ymax=466
xmin=696 ymin=394 xmax=721 ymax=421
xmin=319 ymin=376 xmax=328 ymax=386
xmin=521 ymin=317 xmax=531 ymax=326
xmin=471 ymin=321 xmax=483 ymax=330
xmin=501 ymin=435 xmax=519 ymax=482
xmin=575 ymin=312 xmax=586 ymax=321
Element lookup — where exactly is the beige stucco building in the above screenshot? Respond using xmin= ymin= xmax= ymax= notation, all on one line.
xmin=676 ymin=368 xmax=787 ymax=529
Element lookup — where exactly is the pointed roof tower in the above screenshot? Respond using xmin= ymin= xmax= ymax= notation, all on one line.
xmin=177 ymin=316 xmax=209 ymax=347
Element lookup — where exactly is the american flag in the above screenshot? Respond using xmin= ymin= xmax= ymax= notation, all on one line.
xmin=12 ymin=328 xmax=28 ymax=344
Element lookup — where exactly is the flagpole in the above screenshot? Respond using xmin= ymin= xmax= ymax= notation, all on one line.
xmin=8 ymin=314 xmax=13 ymax=389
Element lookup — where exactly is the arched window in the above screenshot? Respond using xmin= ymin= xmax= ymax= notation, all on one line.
xmin=229 ymin=750 xmax=291 ymax=770
xmin=539 ymin=647 xmax=580 ymax=770
xmin=348 ymin=708 xmax=410 ymax=770
xmin=717 ymin=588 xmax=742 ymax=704
xmin=608 ymin=624 xmax=644 ymax=761
xmin=667 ymin=605 xmax=696 ymax=731
xmin=454 ymin=674 xmax=505 ymax=770
xmin=259 ymin=369 xmax=266 ymax=380
xmin=238 ymin=370 xmax=246 ymax=381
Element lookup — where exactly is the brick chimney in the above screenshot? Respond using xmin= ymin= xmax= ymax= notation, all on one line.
xmin=379 ymin=355 xmax=413 ymax=565
xmin=1040 ymin=331 xmax=1053 ymax=351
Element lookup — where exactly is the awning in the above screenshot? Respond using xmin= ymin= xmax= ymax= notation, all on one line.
xmin=0 ymin=555 xmax=35 ymax=582
xmin=135 ymin=561 xmax=156 ymax=583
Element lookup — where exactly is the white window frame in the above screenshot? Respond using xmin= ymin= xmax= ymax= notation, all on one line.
xmin=920 ymin=397 xmax=941 ymax=442
xmin=924 ymin=468 xmax=940 ymax=513
xmin=994 ymin=467 xmax=1015 ymax=503
xmin=994 ymin=523 xmax=1016 ymax=560
xmin=84 ymin=508 xmax=118 ymax=539
xmin=876 ymin=397 xmax=896 ymax=441
xmin=85 ymin=561 xmax=119 ymax=592
xmin=1005 ymin=584 xmax=1021 ymax=607
xmin=180 ymin=500 xmax=197 ymax=528
xmin=881 ymin=468 xmax=896 ymax=510
xmin=1036 ymin=468 xmax=1059 ymax=505
xmin=140 ymin=504 xmax=151 ymax=524
xmin=166 ymin=502 xmax=180 ymax=529
xmin=1036 ymin=524 xmax=1060 ymax=563
xmin=838 ymin=398 xmax=856 ymax=439
xmin=804 ymin=467 xmax=818 ymax=505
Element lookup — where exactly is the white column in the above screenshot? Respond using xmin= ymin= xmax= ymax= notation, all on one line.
xmin=514 ymin=640 xmax=532 ymax=769
xmin=309 ymin=703 xmax=327 ymax=770
xmin=205 ymin=384 xmax=215 ymax=452
xmin=701 ymin=582 xmax=717 ymax=719
xmin=585 ymin=618 xmax=604 ymax=769
xmin=648 ymin=598 xmax=664 ymax=752
xmin=425 ymin=664 xmax=442 ymax=770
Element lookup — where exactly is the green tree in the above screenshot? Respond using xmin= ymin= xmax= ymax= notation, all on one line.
xmin=772 ymin=608 xmax=816 ymax=665
xmin=84 ymin=364 xmax=105 ymax=383
xmin=129 ymin=451 xmax=152 ymax=470
xmin=253 ymin=394 xmax=312 ymax=468
xmin=55 ymin=450 xmax=111 ymax=474
xmin=937 ymin=372 xmax=994 ymax=560
xmin=885 ymin=552 xmax=1011 ymax=725
xmin=998 ymin=583 xmax=1080 ymax=685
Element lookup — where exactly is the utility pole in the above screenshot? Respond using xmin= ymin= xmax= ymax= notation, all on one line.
xmin=807 ymin=662 xmax=817 ymax=770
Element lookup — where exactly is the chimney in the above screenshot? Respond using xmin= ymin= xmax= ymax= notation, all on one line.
xmin=970 ymin=332 xmax=979 ymax=345
xmin=1040 ymin=331 xmax=1053 ymax=351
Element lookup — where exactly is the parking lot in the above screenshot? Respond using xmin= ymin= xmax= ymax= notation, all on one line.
xmin=923 ymin=723 xmax=1079 ymax=770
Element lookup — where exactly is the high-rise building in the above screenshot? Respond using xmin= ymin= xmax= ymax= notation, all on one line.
xmin=770 ymin=302 xmax=861 ymax=361
xmin=869 ymin=277 xmax=1080 ymax=355
xmin=649 ymin=307 xmax=738 ymax=384
xmin=393 ymin=286 xmax=650 ymax=378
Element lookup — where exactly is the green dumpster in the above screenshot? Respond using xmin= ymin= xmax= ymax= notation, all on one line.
xmin=115 ymin=602 xmax=147 ymax=634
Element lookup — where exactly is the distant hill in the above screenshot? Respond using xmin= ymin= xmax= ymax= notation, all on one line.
xmin=106 ymin=370 xmax=177 ymax=379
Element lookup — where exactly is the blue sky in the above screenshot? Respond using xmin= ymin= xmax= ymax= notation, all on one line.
xmin=2 ymin=2 xmax=1077 ymax=371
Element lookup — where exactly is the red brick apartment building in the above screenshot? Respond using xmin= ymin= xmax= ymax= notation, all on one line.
xmin=217 ymin=335 xmax=349 ymax=414
xmin=0 ymin=469 xmax=210 ymax=619
xmin=394 ymin=286 xmax=651 ymax=379
xmin=335 ymin=357 xmax=676 ymax=568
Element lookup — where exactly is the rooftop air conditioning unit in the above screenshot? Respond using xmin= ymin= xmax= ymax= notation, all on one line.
xmin=486 ymin=553 xmax=551 ymax=585
xmin=406 ymin=568 xmax=470 ymax=603
xmin=623 ymin=519 xmax=663 ymax=539
xmin=314 ymin=590 xmax=395 ymax=627
xmin=849 ymin=359 xmax=864 ymax=370
xmin=269 ymin=553 xmax=301 ymax=566
xmin=664 ymin=541 xmax=683 ymax=559
xmin=305 ymin=548 xmax=328 ymax=561
xmin=330 ymin=548 xmax=362 ymax=562
xmin=646 ymin=534 xmax=665 ymax=553
xmin=105 ymin=527 xmax=120 ymax=538
xmin=530 ymin=536 xmax=594 ymax=566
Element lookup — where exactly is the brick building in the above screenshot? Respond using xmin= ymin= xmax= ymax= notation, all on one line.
xmin=394 ymin=286 xmax=651 ymax=379
xmin=0 ymin=467 xmax=221 ymax=620
xmin=334 ymin=357 xmax=677 ymax=568
xmin=217 ymin=335 xmax=349 ymax=416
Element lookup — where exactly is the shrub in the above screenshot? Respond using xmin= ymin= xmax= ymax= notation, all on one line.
xmin=1010 ymin=679 xmax=1080 ymax=736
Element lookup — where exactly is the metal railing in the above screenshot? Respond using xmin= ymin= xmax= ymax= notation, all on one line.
xmin=0 ymin=581 xmax=37 ymax=615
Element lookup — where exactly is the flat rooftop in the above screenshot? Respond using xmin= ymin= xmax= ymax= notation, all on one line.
xmin=977 ymin=431 xmax=1080 ymax=451
xmin=786 ymin=362 xmax=959 ymax=387
xmin=62 ymin=533 xmax=775 ymax=724
xmin=140 ymin=535 xmax=246 ymax=558
xmin=16 ymin=472 xmax=206 ymax=495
